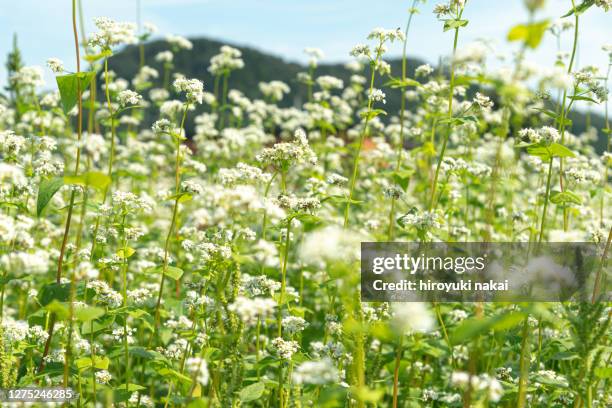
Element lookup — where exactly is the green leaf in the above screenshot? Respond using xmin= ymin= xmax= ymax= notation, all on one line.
xmin=37 ymin=177 xmax=64 ymax=217
xmin=64 ymin=171 xmax=111 ymax=190
xmin=385 ymin=77 xmax=420 ymax=89
xmin=391 ymin=169 xmax=414 ymax=191
xmin=594 ymin=367 xmax=612 ymax=379
xmin=359 ymin=109 xmax=387 ymax=121
xmin=238 ymin=382 xmax=265 ymax=402
xmin=451 ymin=312 xmax=525 ymax=344
xmin=56 ymin=72 xmax=95 ymax=114
xmin=550 ymin=190 xmax=582 ymax=206
xmin=117 ymin=247 xmax=136 ymax=259
xmin=570 ymin=94 xmax=599 ymax=104
xmin=44 ymin=301 xmax=70 ymax=320
xmin=548 ymin=143 xmax=575 ymax=158
xmin=75 ymin=356 xmax=110 ymax=370
xmin=562 ymin=0 xmax=595 ymax=17
xmin=39 ymin=282 xmax=71 ymax=306
xmin=75 ymin=306 xmax=105 ymax=322
xmin=507 ymin=20 xmax=549 ymax=49
xmin=159 ymin=368 xmax=192 ymax=385
xmin=117 ymin=383 xmax=146 ymax=392
xmin=158 ymin=266 xmax=184 ymax=280
xmin=443 ymin=19 xmax=469 ymax=32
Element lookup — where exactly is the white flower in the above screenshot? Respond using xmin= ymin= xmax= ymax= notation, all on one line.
xmin=174 ymin=77 xmax=204 ymax=104
xmin=272 ymin=337 xmax=299 ymax=359
xmin=293 ymin=358 xmax=339 ymax=385
xmin=415 ymin=64 xmax=434 ymax=77
xmin=369 ymin=88 xmax=386 ymax=104
xmin=185 ymin=357 xmax=209 ymax=385
xmin=89 ymin=17 xmax=137 ymax=49
xmin=166 ymin=34 xmax=193 ymax=50
xmin=46 ymin=58 xmax=64 ymax=73
xmin=473 ymin=92 xmax=493 ymax=110
xmin=95 ymin=370 xmax=112 ymax=384
xmin=391 ymin=303 xmax=435 ymax=334
xmin=155 ymin=51 xmax=174 ymax=63
xmin=117 ymin=90 xmax=142 ymax=107
xmin=282 ymin=316 xmax=308 ymax=335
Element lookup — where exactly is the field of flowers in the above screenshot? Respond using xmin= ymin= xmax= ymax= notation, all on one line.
xmin=0 ymin=0 xmax=611 ymax=406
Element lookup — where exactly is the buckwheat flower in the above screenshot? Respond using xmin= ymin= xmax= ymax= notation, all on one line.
xmin=150 ymin=88 xmax=170 ymax=103
xmin=415 ymin=64 xmax=434 ymax=77
xmin=208 ymin=45 xmax=244 ymax=75
xmin=95 ymin=370 xmax=112 ymax=384
xmin=116 ymin=89 xmax=142 ymax=108
xmin=272 ymin=337 xmax=299 ymax=359
xmin=112 ymin=326 xmax=136 ymax=344
xmin=0 ymin=130 xmax=26 ymax=157
xmin=127 ymin=288 xmax=152 ymax=306
xmin=2 ymin=319 xmax=29 ymax=344
xmin=282 ymin=316 xmax=308 ymax=335
xmin=10 ymin=66 xmax=44 ymax=88
xmin=538 ymin=126 xmax=560 ymax=145
xmin=473 ymin=92 xmax=493 ymax=110
xmin=304 ymin=47 xmax=324 ymax=67
xmin=89 ymin=17 xmax=137 ymax=49
xmin=433 ymin=3 xmax=452 ymax=18
xmin=350 ymin=44 xmax=371 ymax=59
xmin=185 ymin=357 xmax=209 ymax=386
xmin=46 ymin=57 xmax=64 ymax=73
xmin=316 ymin=75 xmax=344 ymax=90
xmin=259 ymin=80 xmax=291 ymax=101
xmin=173 ymin=77 xmax=204 ymax=104
xmin=152 ymin=118 xmax=175 ymax=135
xmin=181 ymin=180 xmax=203 ymax=195
xmin=241 ymin=274 xmax=281 ymax=296
xmin=391 ymin=302 xmax=435 ymax=334
xmin=299 ymin=225 xmax=365 ymax=264
xmin=595 ymin=0 xmax=611 ymax=11
xmin=327 ymin=173 xmax=348 ymax=186
xmin=166 ymin=34 xmax=193 ymax=50
xmin=383 ymin=185 xmax=403 ymax=199
xmin=229 ymin=296 xmax=276 ymax=326
xmin=293 ymin=358 xmax=339 ymax=385
xmin=256 ymin=128 xmax=317 ymax=168
xmin=155 ymin=50 xmax=174 ymax=63
xmin=369 ymin=88 xmax=386 ymax=104
xmin=368 ymin=27 xmax=405 ymax=43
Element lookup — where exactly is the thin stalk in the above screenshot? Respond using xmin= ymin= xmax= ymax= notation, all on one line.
xmin=89 ymin=57 xmax=117 ymax=259
xmin=120 ymin=214 xmax=131 ymax=397
xmin=558 ymin=0 xmax=579 ymax=231
xmin=538 ymin=158 xmax=554 ymax=244
xmin=39 ymin=0 xmax=84 ymax=373
xmin=387 ymin=1 xmax=418 ymax=240
xmin=152 ymin=105 xmax=190 ymax=336
xmin=516 ymin=318 xmax=531 ymax=408
xmin=429 ymin=11 xmax=463 ymax=211
xmin=591 ymin=226 xmax=611 ymax=303
xmin=391 ymin=336 xmax=403 ymax=408
xmin=343 ymin=53 xmax=379 ymax=227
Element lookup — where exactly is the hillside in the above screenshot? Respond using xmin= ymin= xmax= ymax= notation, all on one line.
xmin=108 ymin=37 xmax=608 ymax=152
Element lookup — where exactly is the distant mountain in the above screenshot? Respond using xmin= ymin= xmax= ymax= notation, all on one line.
xmin=108 ymin=37 xmax=608 ymax=152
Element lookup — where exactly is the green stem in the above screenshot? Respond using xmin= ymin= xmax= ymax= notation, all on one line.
xmin=152 ymin=104 xmax=190 ymax=337
xmin=538 ymin=157 xmax=554 ymax=244
xmin=343 ymin=52 xmax=379 ymax=228
xmin=558 ymin=0 xmax=579 ymax=231
xmin=387 ymin=1 xmax=418 ymax=240
xmin=89 ymin=57 xmax=117 ymax=260
xmin=39 ymin=0 xmax=84 ymax=373
xmin=429 ymin=13 xmax=462 ymax=211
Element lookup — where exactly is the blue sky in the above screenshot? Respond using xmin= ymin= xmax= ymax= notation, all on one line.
xmin=1 ymin=0 xmax=610 ymax=98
